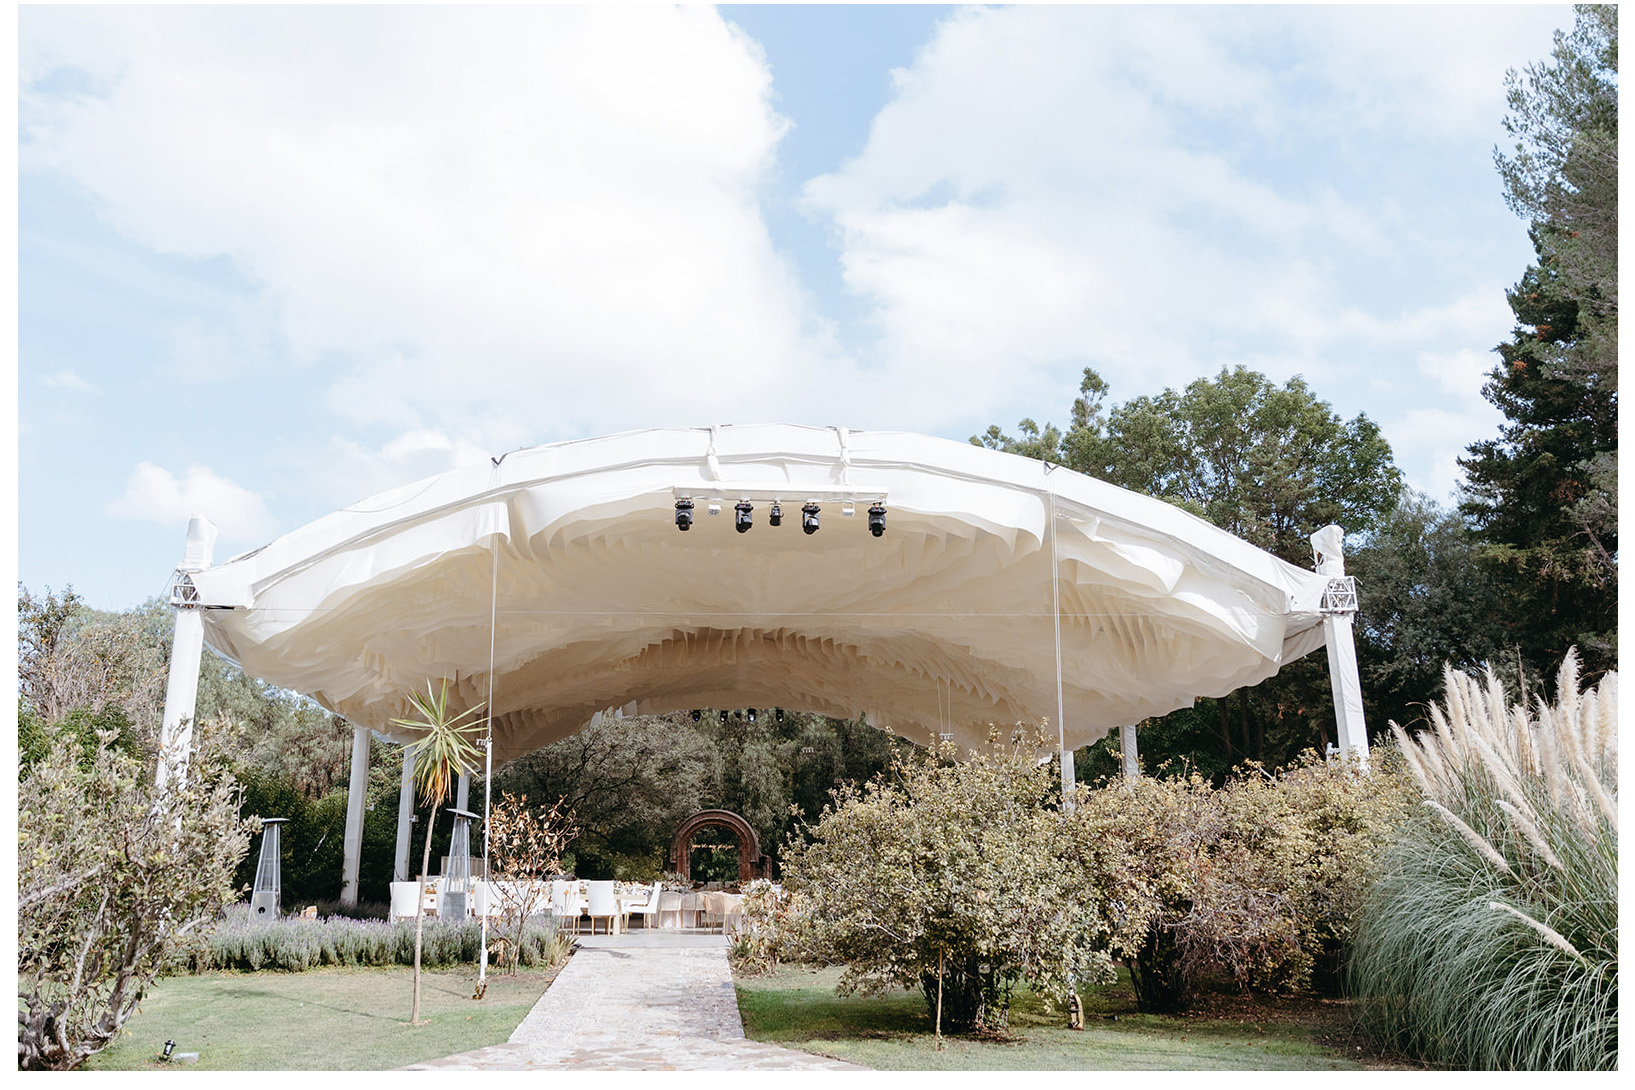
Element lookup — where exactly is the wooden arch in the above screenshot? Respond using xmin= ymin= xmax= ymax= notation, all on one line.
xmin=668 ymin=809 xmax=766 ymax=884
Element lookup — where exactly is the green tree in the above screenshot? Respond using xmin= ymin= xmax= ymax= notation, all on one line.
xmin=1460 ymin=245 xmax=1617 ymax=679
xmin=18 ymin=730 xmax=254 ymax=1069
xmin=764 ymin=729 xmax=1124 ymax=1034
xmin=391 ymin=679 xmax=486 ymax=1025
xmin=494 ymin=711 xmax=716 ymax=879
xmin=1347 ymin=492 xmax=1512 ymax=730
xmin=1494 ymin=3 xmax=1617 ymax=381
xmin=978 ymin=367 xmax=1403 ymax=769
xmin=1464 ymin=3 xmax=1617 ymax=684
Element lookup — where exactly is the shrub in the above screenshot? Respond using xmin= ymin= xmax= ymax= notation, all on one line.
xmin=177 ymin=907 xmax=566 ymax=974
xmin=1068 ymin=750 xmax=1413 ymax=1012
xmin=19 ymin=733 xmax=253 ymax=1069
xmin=1350 ymin=653 xmax=1618 ymax=1069
xmin=756 ymin=729 xmax=1123 ymax=1034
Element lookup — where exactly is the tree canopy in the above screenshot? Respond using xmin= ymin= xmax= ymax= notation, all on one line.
xmin=1464 ymin=3 xmax=1617 ymax=682
xmin=977 ymin=366 xmax=1403 ymax=770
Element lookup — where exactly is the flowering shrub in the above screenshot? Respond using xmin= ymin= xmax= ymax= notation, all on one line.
xmin=749 ymin=727 xmax=1414 ymax=1028
xmin=1069 ymin=751 xmax=1412 ymax=1011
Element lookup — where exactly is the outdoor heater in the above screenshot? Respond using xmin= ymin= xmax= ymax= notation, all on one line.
xmin=249 ymin=818 xmax=289 ymax=923
xmin=442 ymin=808 xmax=480 ymax=921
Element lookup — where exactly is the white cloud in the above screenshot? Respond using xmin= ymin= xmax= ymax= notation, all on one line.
xmin=106 ymin=462 xmax=276 ymax=540
xmin=282 ymin=429 xmax=498 ymax=511
xmin=20 ymin=4 xmax=1567 ymax=509
xmin=43 ymin=370 xmax=97 ymax=393
xmin=20 ymin=6 xmax=859 ymax=441
xmin=800 ymin=4 xmax=1559 ymax=494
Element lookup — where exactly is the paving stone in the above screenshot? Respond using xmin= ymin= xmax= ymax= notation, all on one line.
xmin=401 ymin=931 xmax=862 ymax=1070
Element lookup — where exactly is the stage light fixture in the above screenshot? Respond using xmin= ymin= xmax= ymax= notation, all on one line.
xmin=747 ymin=707 xmax=757 ymax=723
xmin=775 ymin=708 xmax=784 ymax=723
xmin=802 ymin=503 xmax=820 ymax=535
xmin=735 ymin=501 xmax=753 ymax=533
xmin=868 ymin=504 xmax=886 ymax=537
xmin=769 ymin=502 xmax=782 ymax=527
xmin=692 ymin=709 xmax=702 ymax=722
xmin=675 ymin=499 xmax=694 ymax=531
xmin=707 ymin=501 xmax=721 ymax=516
xmin=841 ymin=502 xmax=856 ymax=517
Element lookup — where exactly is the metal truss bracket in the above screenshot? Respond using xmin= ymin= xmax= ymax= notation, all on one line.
xmin=1321 ymin=576 xmax=1359 ymax=615
xmin=167 ymin=569 xmax=200 ymax=608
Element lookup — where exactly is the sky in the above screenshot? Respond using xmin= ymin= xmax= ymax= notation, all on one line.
xmin=16 ymin=3 xmax=1575 ymax=611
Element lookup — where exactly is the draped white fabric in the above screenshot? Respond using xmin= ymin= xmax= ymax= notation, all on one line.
xmin=192 ymin=425 xmax=1334 ymax=764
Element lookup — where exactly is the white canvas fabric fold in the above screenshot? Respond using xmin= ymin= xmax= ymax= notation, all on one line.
xmin=192 ymin=424 xmax=1334 ymax=765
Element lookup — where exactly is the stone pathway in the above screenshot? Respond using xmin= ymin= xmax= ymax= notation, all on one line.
xmin=402 ymin=931 xmax=863 ymax=1070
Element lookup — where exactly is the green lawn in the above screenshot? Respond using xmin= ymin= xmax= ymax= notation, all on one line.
xmin=84 ymin=966 xmax=557 ymax=1071
xmin=736 ymin=964 xmax=1388 ymax=1070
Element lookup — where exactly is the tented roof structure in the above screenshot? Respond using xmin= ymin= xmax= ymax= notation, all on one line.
xmin=190 ymin=424 xmax=1337 ymax=766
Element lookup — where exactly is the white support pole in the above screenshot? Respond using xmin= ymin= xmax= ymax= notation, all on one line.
xmin=394 ymin=743 xmax=417 ymax=882
xmin=1120 ymin=724 xmax=1140 ymax=779
xmin=339 ymin=725 xmax=371 ymax=906
xmin=157 ymin=516 xmax=217 ymax=791
xmin=1311 ymin=525 xmax=1370 ymax=769
xmin=1323 ymin=614 xmax=1370 ymax=764
xmin=1046 ymin=470 xmax=1073 ymax=809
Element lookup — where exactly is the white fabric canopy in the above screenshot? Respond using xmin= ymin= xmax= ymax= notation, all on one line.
xmin=191 ymin=424 xmax=1334 ymax=764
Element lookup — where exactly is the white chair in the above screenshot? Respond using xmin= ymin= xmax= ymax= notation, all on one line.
xmin=550 ymin=879 xmax=580 ymax=934
xmin=623 ymin=881 xmax=664 ymax=930
xmin=585 ymin=880 xmax=619 ymax=935
xmin=389 ymin=881 xmax=420 ymax=922
xmin=472 ymin=881 xmax=502 ymax=920
xmin=655 ymin=890 xmax=683 ymax=930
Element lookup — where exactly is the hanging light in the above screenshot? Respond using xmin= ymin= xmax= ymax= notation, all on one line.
xmin=775 ymin=707 xmax=784 ymax=723
xmin=735 ymin=501 xmax=753 ymax=533
xmin=747 ymin=707 xmax=757 ymax=723
xmin=675 ymin=499 xmax=694 ymax=531
xmin=802 ymin=503 xmax=820 ymax=535
xmin=769 ymin=502 xmax=783 ymax=527
xmin=868 ymin=504 xmax=886 ymax=537
xmin=692 ymin=709 xmax=702 ymax=722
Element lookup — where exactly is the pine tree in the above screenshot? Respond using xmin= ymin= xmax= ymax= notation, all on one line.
xmin=1463 ymin=4 xmax=1617 ymax=682
xmin=1459 ymin=248 xmax=1616 ymax=677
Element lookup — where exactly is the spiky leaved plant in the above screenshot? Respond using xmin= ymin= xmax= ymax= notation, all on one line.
xmin=391 ymin=679 xmax=485 ymax=1025
xmin=1351 ymin=651 xmax=1617 ymax=1069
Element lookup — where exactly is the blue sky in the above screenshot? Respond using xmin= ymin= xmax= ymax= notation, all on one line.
xmin=17 ymin=4 xmax=1572 ymax=610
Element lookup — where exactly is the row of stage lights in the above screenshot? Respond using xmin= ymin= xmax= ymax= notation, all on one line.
xmin=675 ymin=499 xmax=886 ymax=537
xmin=691 ymin=707 xmax=783 ymax=724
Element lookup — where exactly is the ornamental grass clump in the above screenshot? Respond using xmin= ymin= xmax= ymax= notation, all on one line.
xmin=1350 ymin=652 xmax=1617 ymax=1069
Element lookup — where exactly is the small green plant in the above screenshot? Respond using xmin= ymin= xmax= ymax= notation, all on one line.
xmin=1350 ymin=652 xmax=1618 ymax=1069
xmin=390 ymin=678 xmax=486 ymax=1025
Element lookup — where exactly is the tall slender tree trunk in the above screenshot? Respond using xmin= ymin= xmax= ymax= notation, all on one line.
xmin=1218 ymin=699 xmax=1233 ymax=758
xmin=409 ymin=805 xmax=436 ymax=1024
xmin=1238 ymin=689 xmax=1254 ymax=760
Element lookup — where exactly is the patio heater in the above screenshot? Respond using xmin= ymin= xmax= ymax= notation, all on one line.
xmin=442 ymin=808 xmax=480 ymax=921
xmin=249 ymin=818 xmax=289 ymax=923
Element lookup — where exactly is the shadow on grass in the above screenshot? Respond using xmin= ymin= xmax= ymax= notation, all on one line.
xmin=736 ymin=964 xmax=1397 ymax=1071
